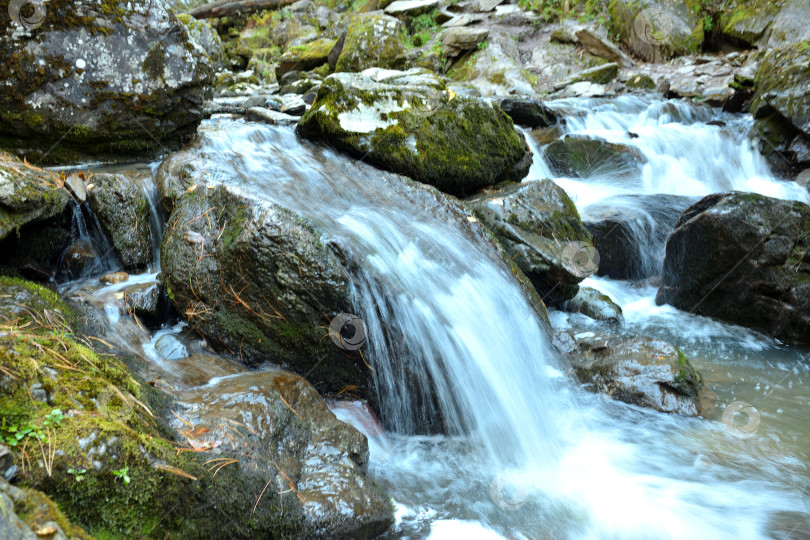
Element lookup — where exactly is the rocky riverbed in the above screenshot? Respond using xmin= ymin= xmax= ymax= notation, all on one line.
xmin=1 ymin=0 xmax=810 ymax=538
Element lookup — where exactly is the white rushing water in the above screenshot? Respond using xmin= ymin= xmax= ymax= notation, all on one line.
xmin=62 ymin=96 xmax=810 ymax=539
xmin=158 ymin=111 xmax=807 ymax=539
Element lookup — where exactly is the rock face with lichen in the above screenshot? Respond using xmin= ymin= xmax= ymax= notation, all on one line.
xmin=0 ymin=0 xmax=214 ymax=164
xmin=657 ymin=192 xmax=810 ymax=344
xmin=0 ymin=152 xmax=69 ymax=242
xmin=297 ymin=68 xmax=531 ymax=196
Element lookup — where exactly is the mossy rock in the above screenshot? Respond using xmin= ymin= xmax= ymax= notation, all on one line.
xmin=566 ymin=62 xmax=619 ymax=85
xmin=466 ymin=179 xmax=594 ymax=304
xmin=297 ymin=68 xmax=531 ymax=196
xmin=0 ymin=276 xmax=392 ymax=538
xmin=159 ymin=179 xmax=369 ymax=395
xmin=625 ymin=72 xmax=657 ymax=90
xmin=178 ymin=13 xmax=225 ymax=70
xmin=276 ymin=38 xmax=336 ymax=81
xmin=335 ymin=13 xmax=407 ymax=73
xmin=751 ymin=40 xmax=810 ymax=142
xmin=0 ymin=153 xmax=69 ymax=243
xmin=607 ymin=0 xmax=703 ymax=62
xmin=0 ymin=0 xmax=214 ymax=164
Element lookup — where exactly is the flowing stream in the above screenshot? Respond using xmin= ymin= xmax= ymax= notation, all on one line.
xmin=60 ymin=96 xmax=810 ymax=539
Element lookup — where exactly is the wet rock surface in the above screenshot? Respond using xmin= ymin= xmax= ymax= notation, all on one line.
xmin=657 ymin=192 xmax=810 ymax=344
xmin=158 ymin=167 xmax=363 ymax=393
xmin=177 ymin=370 xmax=393 ymax=538
xmin=87 ymin=172 xmax=155 ymax=270
xmin=560 ymin=331 xmax=704 ymax=416
xmin=467 ymin=179 xmax=595 ymax=304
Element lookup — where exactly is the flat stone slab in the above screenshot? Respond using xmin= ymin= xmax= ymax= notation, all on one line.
xmin=384 ymin=0 xmax=440 ymax=15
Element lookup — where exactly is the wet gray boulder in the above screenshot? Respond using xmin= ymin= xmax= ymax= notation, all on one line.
xmin=0 ymin=0 xmax=214 ymax=164
xmin=0 ymin=153 xmax=69 ymax=242
xmin=750 ymin=40 xmax=810 ymax=174
xmin=563 ymin=287 xmax=623 ymax=323
xmin=558 ymin=331 xmax=703 ymax=415
xmin=178 ymin=370 xmax=393 ymax=538
xmin=467 ymin=179 xmax=595 ymax=304
xmin=158 ymin=169 xmax=362 ymax=394
xmin=297 ymin=68 xmax=531 ymax=196
xmin=87 ymin=173 xmax=154 ymax=269
xmin=608 ymin=0 xmax=703 ymax=62
xmin=720 ymin=0 xmax=810 ymax=49
xmin=544 ymin=135 xmax=645 ymax=179
xmin=499 ymin=98 xmax=560 ymax=128
xmin=656 ymin=192 xmax=810 ymax=344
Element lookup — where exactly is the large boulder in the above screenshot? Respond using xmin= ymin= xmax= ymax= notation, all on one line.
xmin=334 ymin=13 xmax=407 ymax=73
xmin=720 ymin=0 xmax=810 ymax=48
xmin=0 ymin=276 xmax=390 ymax=539
xmin=159 ymin=180 xmax=362 ymax=394
xmin=87 ymin=172 xmax=155 ymax=269
xmin=466 ymin=179 xmax=595 ymax=304
xmin=0 ymin=0 xmax=214 ymax=163
xmin=581 ymin=194 xmax=697 ymax=280
xmin=608 ymin=0 xmax=703 ymax=62
xmin=0 ymin=153 xmax=69 ymax=242
xmin=656 ymin=192 xmax=810 ymax=344
xmin=297 ymin=68 xmax=531 ymax=196
xmin=750 ymin=40 xmax=810 ymax=174
xmin=559 ymin=331 xmax=704 ymax=416
xmin=178 ymin=371 xmax=393 ymax=538
xmin=544 ymin=135 xmax=645 ymax=179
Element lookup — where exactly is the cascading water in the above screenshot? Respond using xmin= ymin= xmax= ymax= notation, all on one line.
xmin=60 ymin=98 xmax=810 ymax=539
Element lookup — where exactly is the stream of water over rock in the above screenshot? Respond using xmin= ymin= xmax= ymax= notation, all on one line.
xmin=61 ymin=96 xmax=810 ymax=539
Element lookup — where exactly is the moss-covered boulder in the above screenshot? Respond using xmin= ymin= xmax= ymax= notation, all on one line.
xmin=276 ymin=38 xmax=336 ymax=81
xmin=0 ymin=477 xmax=90 ymax=540
xmin=157 ymin=173 xmax=365 ymax=394
xmin=544 ymin=135 xmax=645 ymax=179
xmin=0 ymin=153 xmax=69 ymax=243
xmin=334 ymin=13 xmax=407 ymax=73
xmin=178 ymin=13 xmax=225 ymax=70
xmin=608 ymin=0 xmax=703 ymax=62
xmin=719 ymin=0 xmax=810 ymax=48
xmin=656 ymin=192 xmax=810 ymax=344
xmin=0 ymin=0 xmax=214 ymax=164
xmin=559 ymin=332 xmax=704 ymax=416
xmin=750 ymin=40 xmax=810 ymax=173
xmin=466 ymin=179 xmax=595 ymax=304
xmin=86 ymin=172 xmax=155 ymax=270
xmin=297 ymin=68 xmax=531 ymax=196
xmin=0 ymin=276 xmax=392 ymax=538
